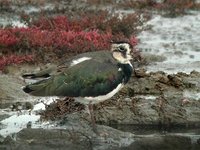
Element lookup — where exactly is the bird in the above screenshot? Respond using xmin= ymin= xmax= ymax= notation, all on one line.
xmin=22 ymin=41 xmax=134 ymax=133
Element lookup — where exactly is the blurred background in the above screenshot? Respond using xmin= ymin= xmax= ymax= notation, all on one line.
xmin=0 ymin=0 xmax=200 ymax=150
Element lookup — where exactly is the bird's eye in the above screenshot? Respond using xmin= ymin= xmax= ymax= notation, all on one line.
xmin=118 ymin=46 xmax=126 ymax=51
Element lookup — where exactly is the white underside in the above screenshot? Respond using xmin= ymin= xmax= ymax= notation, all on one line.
xmin=75 ymin=83 xmax=124 ymax=105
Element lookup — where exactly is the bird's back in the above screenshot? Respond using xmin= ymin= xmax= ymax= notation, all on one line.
xmin=23 ymin=51 xmax=127 ymax=98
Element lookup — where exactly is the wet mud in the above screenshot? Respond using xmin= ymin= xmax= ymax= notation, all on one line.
xmin=1 ymin=0 xmax=200 ymax=150
xmin=0 ymin=66 xmax=200 ymax=150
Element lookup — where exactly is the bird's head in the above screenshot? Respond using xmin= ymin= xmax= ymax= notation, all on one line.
xmin=111 ymin=41 xmax=133 ymax=65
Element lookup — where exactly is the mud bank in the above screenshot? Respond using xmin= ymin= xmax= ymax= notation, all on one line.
xmin=0 ymin=66 xmax=200 ymax=149
xmin=0 ymin=0 xmax=200 ymax=149
xmin=137 ymin=11 xmax=200 ymax=74
xmin=0 ymin=126 xmax=199 ymax=150
xmin=87 ymin=69 xmax=200 ymax=127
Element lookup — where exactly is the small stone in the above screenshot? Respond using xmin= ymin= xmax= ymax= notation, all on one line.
xmin=174 ymin=51 xmax=183 ymax=56
xmin=190 ymin=70 xmax=200 ymax=76
xmin=134 ymin=68 xmax=148 ymax=77
xmin=167 ymin=75 xmax=183 ymax=87
xmin=26 ymin=121 xmax=32 ymax=128
xmin=189 ymin=55 xmax=194 ymax=59
xmin=197 ymin=138 xmax=200 ymax=145
xmin=24 ymin=102 xmax=33 ymax=110
xmin=124 ymin=98 xmax=131 ymax=101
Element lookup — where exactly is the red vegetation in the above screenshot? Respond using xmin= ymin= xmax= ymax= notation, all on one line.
xmin=120 ymin=0 xmax=198 ymax=16
xmin=31 ymin=12 xmax=143 ymax=36
xmin=121 ymin=0 xmax=157 ymax=9
xmin=0 ymin=54 xmax=34 ymax=70
xmin=2 ymin=28 xmax=112 ymax=52
xmin=1 ymin=26 xmax=137 ymax=53
xmin=0 ymin=13 xmax=140 ymax=70
xmin=155 ymin=0 xmax=195 ymax=14
xmin=0 ymin=29 xmax=19 ymax=47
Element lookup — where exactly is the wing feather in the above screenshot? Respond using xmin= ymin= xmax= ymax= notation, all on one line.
xmin=24 ymin=58 xmax=124 ymax=97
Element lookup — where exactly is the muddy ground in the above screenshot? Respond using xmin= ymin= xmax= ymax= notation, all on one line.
xmin=0 ymin=61 xmax=200 ymax=150
xmin=1 ymin=0 xmax=200 ymax=150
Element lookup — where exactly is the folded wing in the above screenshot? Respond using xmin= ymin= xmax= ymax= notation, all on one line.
xmin=23 ymin=58 xmax=124 ymax=97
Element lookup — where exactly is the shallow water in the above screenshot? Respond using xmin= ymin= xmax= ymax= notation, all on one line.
xmin=112 ymin=124 xmax=200 ymax=135
xmin=1 ymin=3 xmax=200 ymax=149
xmin=0 ymin=96 xmax=58 ymax=137
xmin=137 ymin=11 xmax=200 ymax=74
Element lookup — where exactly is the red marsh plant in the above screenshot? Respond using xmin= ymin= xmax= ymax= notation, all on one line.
xmin=0 ymin=27 xmax=137 ymax=54
xmin=119 ymin=0 xmax=198 ymax=17
xmin=0 ymin=54 xmax=34 ymax=71
xmin=0 ymin=12 xmax=140 ymax=70
xmin=120 ymin=0 xmax=157 ymax=9
xmin=0 ymin=27 xmax=137 ymax=70
xmin=152 ymin=0 xmax=195 ymax=17
xmin=7 ymin=28 xmax=113 ymax=52
xmin=0 ymin=0 xmax=11 ymax=11
xmin=0 ymin=29 xmax=19 ymax=47
xmin=30 ymin=11 xmax=146 ymax=37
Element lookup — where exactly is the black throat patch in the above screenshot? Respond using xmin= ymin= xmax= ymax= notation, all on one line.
xmin=118 ymin=63 xmax=133 ymax=84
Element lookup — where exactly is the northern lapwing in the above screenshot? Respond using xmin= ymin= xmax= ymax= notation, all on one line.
xmin=22 ymin=41 xmax=134 ymax=133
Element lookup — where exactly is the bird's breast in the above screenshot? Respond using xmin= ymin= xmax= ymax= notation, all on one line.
xmin=75 ymin=83 xmax=124 ymax=105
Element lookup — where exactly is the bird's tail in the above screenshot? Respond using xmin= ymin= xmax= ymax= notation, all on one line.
xmin=22 ymin=73 xmax=50 ymax=79
xmin=23 ymin=78 xmax=52 ymax=96
xmin=22 ymin=65 xmax=57 ymax=79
